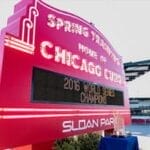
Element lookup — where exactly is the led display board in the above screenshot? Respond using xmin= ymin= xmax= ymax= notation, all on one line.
xmin=32 ymin=67 xmax=124 ymax=105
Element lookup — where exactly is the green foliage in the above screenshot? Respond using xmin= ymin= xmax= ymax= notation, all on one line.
xmin=54 ymin=133 xmax=101 ymax=150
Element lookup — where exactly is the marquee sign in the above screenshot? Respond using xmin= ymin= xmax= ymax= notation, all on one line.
xmin=0 ymin=0 xmax=130 ymax=149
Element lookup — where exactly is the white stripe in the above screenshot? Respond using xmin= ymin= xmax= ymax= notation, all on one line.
xmin=0 ymin=107 xmax=130 ymax=112
xmin=5 ymin=35 xmax=34 ymax=48
xmin=5 ymin=39 xmax=34 ymax=51
xmin=4 ymin=41 xmax=34 ymax=52
xmin=0 ymin=112 xmax=130 ymax=119
xmin=4 ymin=42 xmax=34 ymax=54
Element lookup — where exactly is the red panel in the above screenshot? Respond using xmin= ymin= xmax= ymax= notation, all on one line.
xmin=0 ymin=0 xmax=131 ymax=149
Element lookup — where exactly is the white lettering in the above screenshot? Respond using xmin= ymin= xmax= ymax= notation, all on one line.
xmin=101 ymin=118 xmax=114 ymax=126
xmin=91 ymin=31 xmax=121 ymax=66
xmin=78 ymin=43 xmax=98 ymax=59
xmin=62 ymin=120 xmax=72 ymax=133
xmin=40 ymin=41 xmax=53 ymax=59
xmin=40 ymin=41 xmax=102 ymax=78
xmin=104 ymin=68 xmax=122 ymax=84
xmin=47 ymin=14 xmax=89 ymax=38
xmin=47 ymin=14 xmax=56 ymax=28
xmin=47 ymin=14 xmax=121 ymax=66
xmin=80 ymin=59 xmax=88 ymax=72
xmin=55 ymin=46 xmax=66 ymax=64
xmin=56 ymin=18 xmax=64 ymax=30
xmin=62 ymin=118 xmax=114 ymax=133
xmin=71 ymin=55 xmax=80 ymax=69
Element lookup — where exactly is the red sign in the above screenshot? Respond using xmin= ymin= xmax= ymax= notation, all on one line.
xmin=0 ymin=0 xmax=131 ymax=149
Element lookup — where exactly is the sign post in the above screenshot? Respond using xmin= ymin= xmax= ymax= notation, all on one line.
xmin=0 ymin=0 xmax=131 ymax=149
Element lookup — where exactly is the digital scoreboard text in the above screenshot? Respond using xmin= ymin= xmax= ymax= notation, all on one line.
xmin=32 ymin=67 xmax=124 ymax=106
